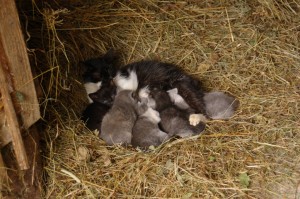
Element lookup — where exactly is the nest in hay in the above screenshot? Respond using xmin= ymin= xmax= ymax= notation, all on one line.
xmin=17 ymin=0 xmax=300 ymax=198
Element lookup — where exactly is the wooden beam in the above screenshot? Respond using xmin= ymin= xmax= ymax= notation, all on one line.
xmin=0 ymin=0 xmax=40 ymax=129
xmin=0 ymin=61 xmax=29 ymax=170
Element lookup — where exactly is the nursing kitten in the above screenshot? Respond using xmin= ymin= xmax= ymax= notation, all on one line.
xmin=151 ymin=89 xmax=206 ymax=138
xmin=81 ymin=81 xmax=117 ymax=131
xmin=132 ymin=103 xmax=169 ymax=148
xmin=100 ymin=90 xmax=138 ymax=146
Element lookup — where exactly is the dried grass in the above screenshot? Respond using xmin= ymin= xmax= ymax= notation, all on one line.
xmin=19 ymin=0 xmax=300 ymax=198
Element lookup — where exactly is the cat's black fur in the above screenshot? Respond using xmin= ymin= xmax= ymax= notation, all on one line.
xmin=81 ymin=81 xmax=116 ymax=131
xmin=120 ymin=60 xmax=207 ymax=115
xmin=82 ymin=50 xmax=120 ymax=83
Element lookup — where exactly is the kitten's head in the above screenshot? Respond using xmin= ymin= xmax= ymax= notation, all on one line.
xmin=89 ymin=81 xmax=116 ymax=106
xmin=150 ymin=88 xmax=172 ymax=111
xmin=83 ymin=50 xmax=120 ymax=83
xmin=115 ymin=90 xmax=139 ymax=105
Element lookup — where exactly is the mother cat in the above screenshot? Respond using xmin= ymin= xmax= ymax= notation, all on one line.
xmin=83 ymin=51 xmax=238 ymax=124
xmin=114 ymin=60 xmax=209 ymax=125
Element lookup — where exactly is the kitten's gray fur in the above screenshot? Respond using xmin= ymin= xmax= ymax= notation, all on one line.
xmin=132 ymin=103 xmax=169 ymax=148
xmin=100 ymin=90 xmax=138 ymax=145
xmin=168 ymin=89 xmax=239 ymax=120
xmin=151 ymin=89 xmax=205 ymax=138
xmin=203 ymin=91 xmax=239 ymax=120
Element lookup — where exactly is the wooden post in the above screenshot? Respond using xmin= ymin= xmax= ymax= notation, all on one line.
xmin=0 ymin=64 xmax=29 ymax=170
xmin=0 ymin=0 xmax=41 ymax=170
xmin=0 ymin=0 xmax=40 ymax=129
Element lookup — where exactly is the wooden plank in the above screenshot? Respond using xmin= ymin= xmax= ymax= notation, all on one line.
xmin=0 ymin=0 xmax=40 ymax=129
xmin=0 ymin=62 xmax=29 ymax=170
xmin=1 ymin=125 xmax=42 ymax=198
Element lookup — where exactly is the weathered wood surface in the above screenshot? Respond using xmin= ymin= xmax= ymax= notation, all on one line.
xmin=0 ymin=0 xmax=40 ymax=130
xmin=1 ymin=126 xmax=42 ymax=198
xmin=0 ymin=57 xmax=29 ymax=170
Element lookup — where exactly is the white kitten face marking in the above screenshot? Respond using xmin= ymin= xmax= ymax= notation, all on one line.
xmin=167 ymin=88 xmax=190 ymax=110
xmin=84 ymin=81 xmax=102 ymax=103
xmin=189 ymin=113 xmax=207 ymax=126
xmin=114 ymin=70 xmax=138 ymax=91
xmin=142 ymin=107 xmax=161 ymax=123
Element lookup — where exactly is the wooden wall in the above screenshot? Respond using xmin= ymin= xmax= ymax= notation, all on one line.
xmin=0 ymin=0 xmax=41 ymax=169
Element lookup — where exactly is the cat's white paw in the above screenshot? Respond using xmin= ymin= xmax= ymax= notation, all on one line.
xmin=189 ymin=114 xmax=207 ymax=126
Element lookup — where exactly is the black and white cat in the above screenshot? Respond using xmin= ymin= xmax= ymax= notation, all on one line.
xmin=113 ymin=60 xmax=239 ymax=124
xmin=82 ymin=51 xmax=239 ymax=146
xmin=82 ymin=51 xmax=239 ymax=122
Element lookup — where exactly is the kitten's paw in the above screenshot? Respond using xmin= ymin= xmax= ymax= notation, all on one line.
xmin=189 ymin=114 xmax=207 ymax=126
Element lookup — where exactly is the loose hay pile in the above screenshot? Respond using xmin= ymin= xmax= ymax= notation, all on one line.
xmin=19 ymin=0 xmax=299 ymax=198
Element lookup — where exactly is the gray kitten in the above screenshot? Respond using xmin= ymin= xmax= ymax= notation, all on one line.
xmin=168 ymin=89 xmax=239 ymax=120
xmin=151 ymin=89 xmax=206 ymax=138
xmin=132 ymin=103 xmax=169 ymax=148
xmin=203 ymin=91 xmax=239 ymax=120
xmin=100 ymin=90 xmax=138 ymax=145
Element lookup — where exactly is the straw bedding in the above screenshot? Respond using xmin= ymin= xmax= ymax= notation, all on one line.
xmin=18 ymin=0 xmax=300 ymax=198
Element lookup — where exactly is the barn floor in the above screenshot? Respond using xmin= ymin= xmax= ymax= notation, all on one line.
xmin=16 ymin=0 xmax=300 ymax=198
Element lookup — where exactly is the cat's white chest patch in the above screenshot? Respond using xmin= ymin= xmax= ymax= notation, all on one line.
xmin=84 ymin=81 xmax=102 ymax=103
xmin=114 ymin=70 xmax=138 ymax=91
